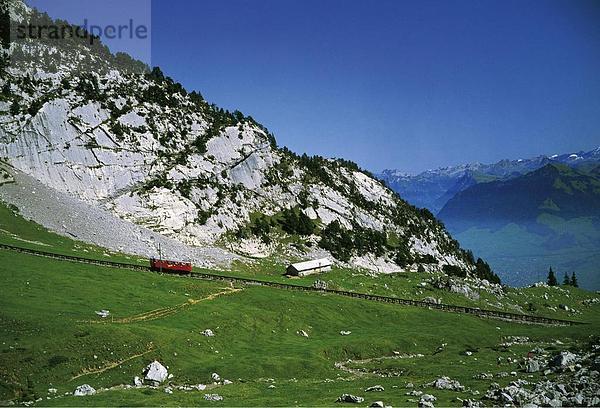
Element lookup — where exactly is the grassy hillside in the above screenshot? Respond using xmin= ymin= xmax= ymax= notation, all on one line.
xmin=2 ymin=249 xmax=600 ymax=407
xmin=1 ymin=201 xmax=600 ymax=406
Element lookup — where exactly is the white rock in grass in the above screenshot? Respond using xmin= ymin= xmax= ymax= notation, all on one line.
xmin=336 ymin=394 xmax=364 ymax=403
xmin=143 ymin=360 xmax=169 ymax=383
xmin=204 ymin=394 xmax=223 ymax=401
xmin=419 ymin=394 xmax=437 ymax=408
xmin=73 ymin=384 xmax=96 ymax=396
xmin=133 ymin=376 xmax=143 ymax=387
xmin=201 ymin=329 xmax=215 ymax=337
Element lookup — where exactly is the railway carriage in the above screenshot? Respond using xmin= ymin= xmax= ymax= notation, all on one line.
xmin=149 ymin=258 xmax=192 ymax=273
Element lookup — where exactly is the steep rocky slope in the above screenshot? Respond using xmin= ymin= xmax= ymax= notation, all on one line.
xmin=0 ymin=0 xmax=475 ymax=274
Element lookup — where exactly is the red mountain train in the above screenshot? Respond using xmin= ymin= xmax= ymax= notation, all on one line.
xmin=149 ymin=258 xmax=193 ymax=273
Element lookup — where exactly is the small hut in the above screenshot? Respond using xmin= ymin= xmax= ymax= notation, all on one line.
xmin=286 ymin=258 xmax=332 ymax=277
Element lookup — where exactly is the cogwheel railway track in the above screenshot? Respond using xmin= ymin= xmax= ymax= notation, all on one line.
xmin=0 ymin=243 xmax=584 ymax=326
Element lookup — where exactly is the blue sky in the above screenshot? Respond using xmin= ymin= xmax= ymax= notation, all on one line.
xmin=27 ymin=0 xmax=600 ymax=173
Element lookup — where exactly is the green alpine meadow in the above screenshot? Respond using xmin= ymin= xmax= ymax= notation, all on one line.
xmin=1 ymin=0 xmax=599 ymax=406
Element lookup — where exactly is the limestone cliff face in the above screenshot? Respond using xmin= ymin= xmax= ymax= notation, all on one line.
xmin=0 ymin=0 xmax=474 ymax=273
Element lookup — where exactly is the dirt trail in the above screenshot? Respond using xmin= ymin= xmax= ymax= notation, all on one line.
xmin=84 ymin=286 xmax=241 ymax=324
xmin=335 ymin=352 xmax=424 ymax=377
xmin=70 ymin=343 xmax=155 ymax=381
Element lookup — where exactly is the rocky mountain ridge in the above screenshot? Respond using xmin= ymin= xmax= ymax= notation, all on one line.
xmin=0 ymin=0 xmax=476 ymax=274
xmin=379 ymin=148 xmax=600 ymax=213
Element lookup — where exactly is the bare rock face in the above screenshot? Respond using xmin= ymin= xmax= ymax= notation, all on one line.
xmin=0 ymin=0 xmax=477 ymax=275
xmin=143 ymin=361 xmax=169 ymax=384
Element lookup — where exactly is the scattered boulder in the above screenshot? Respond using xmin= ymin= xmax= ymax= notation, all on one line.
xmin=473 ymin=372 xmax=493 ymax=380
xmin=406 ymin=390 xmax=423 ymax=397
xmin=201 ymin=329 xmax=215 ymax=337
xmin=433 ymin=343 xmax=447 ymax=354
xmin=340 ymin=330 xmax=352 ymax=336
xmin=582 ymin=298 xmax=600 ymax=306
xmin=298 ymin=330 xmax=309 ymax=338
xmin=204 ymin=394 xmax=223 ymax=401
xmin=365 ymin=385 xmax=385 ymax=392
xmin=449 ymin=283 xmax=480 ymax=301
xmin=419 ymin=394 xmax=437 ymax=408
xmin=313 ymin=280 xmax=328 ymax=290
xmin=550 ymin=352 xmax=578 ymax=369
xmin=336 ymin=394 xmax=364 ymax=403
xmin=501 ymin=336 xmax=530 ymax=347
xmin=73 ymin=384 xmax=96 ymax=396
xmin=164 ymin=386 xmax=173 ymax=394
xmin=143 ymin=361 xmax=169 ymax=384
xmin=526 ymin=360 xmax=541 ymax=373
xmin=223 ymin=379 xmax=233 ymax=385
xmin=370 ymin=401 xmax=384 ymax=408
xmin=95 ymin=309 xmax=110 ymax=318
xmin=211 ymin=372 xmax=221 ymax=382
xmin=422 ymin=296 xmax=440 ymax=304
xmin=430 ymin=376 xmax=464 ymax=391
xmin=133 ymin=376 xmax=143 ymax=387
xmin=47 ymin=388 xmax=57 ymax=394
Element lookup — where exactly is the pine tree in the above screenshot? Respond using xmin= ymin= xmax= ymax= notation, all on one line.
xmin=547 ymin=267 xmax=558 ymax=286
xmin=570 ymin=272 xmax=578 ymax=288
xmin=10 ymin=100 xmax=19 ymax=115
xmin=563 ymin=272 xmax=570 ymax=286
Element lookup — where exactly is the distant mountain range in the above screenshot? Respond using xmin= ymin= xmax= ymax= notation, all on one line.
xmin=379 ymin=150 xmax=600 ymax=289
xmin=438 ymin=163 xmax=600 ymax=230
xmin=378 ymin=148 xmax=600 ymax=214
